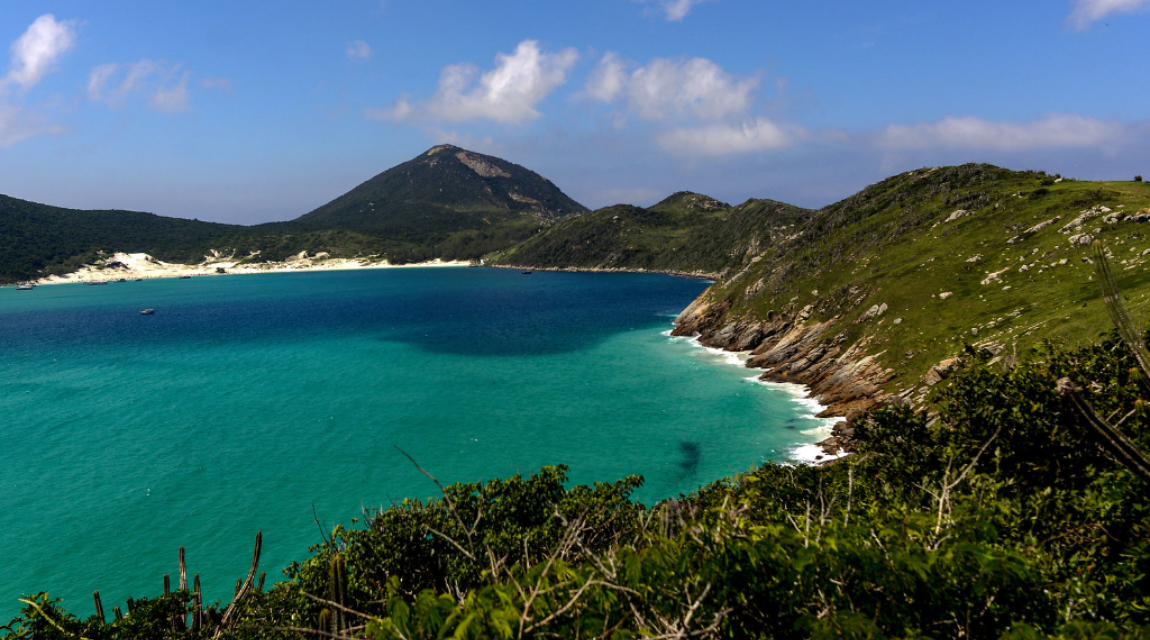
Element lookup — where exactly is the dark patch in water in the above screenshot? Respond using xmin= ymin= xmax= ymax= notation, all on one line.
xmin=678 ymin=442 xmax=701 ymax=477
xmin=785 ymin=425 xmax=796 ymax=430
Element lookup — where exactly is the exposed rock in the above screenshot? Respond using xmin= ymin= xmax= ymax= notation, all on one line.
xmin=856 ymin=302 xmax=888 ymax=324
xmin=1007 ymin=235 xmax=1025 ymax=245
xmin=922 ymin=357 xmax=961 ymax=386
xmin=1068 ymin=233 xmax=1095 ymax=247
xmin=455 ymin=151 xmax=511 ymax=178
xmin=1025 ymin=217 xmax=1061 ymax=234
xmin=981 ymin=267 xmax=1010 ymax=285
xmin=939 ymin=291 xmax=954 ymax=299
xmin=945 ymin=209 xmax=970 ymax=223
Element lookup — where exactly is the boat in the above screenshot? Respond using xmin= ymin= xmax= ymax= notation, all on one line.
xmin=522 ymin=270 xmax=533 ymax=275
xmin=16 ymin=283 xmax=34 ymax=290
xmin=87 ymin=280 xmax=108 ymax=285
xmin=178 ymin=275 xmax=191 ymax=279
xmin=140 ymin=309 xmax=155 ymax=315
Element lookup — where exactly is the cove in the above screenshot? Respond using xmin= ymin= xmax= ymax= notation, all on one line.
xmin=0 ymin=268 xmax=830 ymax=619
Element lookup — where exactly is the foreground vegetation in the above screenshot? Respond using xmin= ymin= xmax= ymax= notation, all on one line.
xmin=6 ymin=247 xmax=1150 ymax=640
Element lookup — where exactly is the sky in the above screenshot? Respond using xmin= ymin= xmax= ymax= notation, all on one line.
xmin=0 ymin=0 xmax=1148 ymax=224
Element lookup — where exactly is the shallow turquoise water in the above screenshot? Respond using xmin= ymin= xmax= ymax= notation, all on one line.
xmin=0 ymin=268 xmax=828 ymax=619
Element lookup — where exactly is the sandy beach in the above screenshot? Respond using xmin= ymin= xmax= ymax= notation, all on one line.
xmin=29 ymin=252 xmax=473 ymax=285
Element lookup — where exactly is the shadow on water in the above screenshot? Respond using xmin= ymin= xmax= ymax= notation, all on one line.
xmin=0 ymin=269 xmax=710 ymax=358
xmin=677 ymin=441 xmax=701 ymax=478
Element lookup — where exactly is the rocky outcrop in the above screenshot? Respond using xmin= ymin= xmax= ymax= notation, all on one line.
xmin=673 ymin=298 xmax=899 ymax=458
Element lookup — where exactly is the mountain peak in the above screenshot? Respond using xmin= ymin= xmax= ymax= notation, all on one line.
xmin=650 ymin=191 xmax=731 ymax=213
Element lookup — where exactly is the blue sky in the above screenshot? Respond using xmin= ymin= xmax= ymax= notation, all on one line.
xmin=0 ymin=0 xmax=1147 ymax=223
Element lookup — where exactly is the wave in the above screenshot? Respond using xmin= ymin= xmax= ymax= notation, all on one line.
xmin=665 ymin=327 xmax=843 ymax=464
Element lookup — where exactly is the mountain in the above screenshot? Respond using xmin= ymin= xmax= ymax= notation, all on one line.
xmin=488 ymin=191 xmax=811 ymax=278
xmin=267 ymin=144 xmax=588 ymax=260
xmin=0 ymin=146 xmax=590 ymax=282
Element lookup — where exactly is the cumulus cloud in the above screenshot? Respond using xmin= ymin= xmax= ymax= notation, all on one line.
xmin=1 ymin=14 xmax=76 ymax=92
xmin=637 ymin=0 xmax=714 ymax=21
xmin=378 ymin=40 xmax=578 ymax=124
xmin=88 ymin=59 xmax=195 ymax=111
xmin=1069 ymin=0 xmax=1150 ymax=28
xmin=656 ymin=118 xmax=801 ymax=155
xmin=346 ymin=40 xmax=372 ymax=60
xmin=877 ymin=114 xmax=1124 ymax=151
xmin=585 ymin=53 xmax=758 ymax=122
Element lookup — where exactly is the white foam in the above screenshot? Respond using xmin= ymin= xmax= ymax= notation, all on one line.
xmin=666 ymin=328 xmax=845 ymax=464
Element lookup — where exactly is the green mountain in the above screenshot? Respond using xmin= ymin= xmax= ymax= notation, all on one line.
xmin=0 ymin=145 xmax=590 ymax=282
xmin=488 ymin=191 xmax=811 ymax=278
xmin=266 ymin=144 xmax=588 ymax=260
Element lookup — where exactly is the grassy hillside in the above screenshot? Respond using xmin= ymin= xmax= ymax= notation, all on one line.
xmin=487 ymin=191 xmax=811 ymax=277
xmin=683 ymin=164 xmax=1150 ymax=402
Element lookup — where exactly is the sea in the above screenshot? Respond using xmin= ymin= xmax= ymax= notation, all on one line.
xmin=0 ymin=267 xmax=833 ymax=620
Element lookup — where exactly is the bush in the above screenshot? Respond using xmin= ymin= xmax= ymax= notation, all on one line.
xmin=1136 ymin=175 xmax=1144 ymax=182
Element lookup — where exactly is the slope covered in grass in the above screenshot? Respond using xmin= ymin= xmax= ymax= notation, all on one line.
xmin=679 ymin=164 xmax=1150 ymax=403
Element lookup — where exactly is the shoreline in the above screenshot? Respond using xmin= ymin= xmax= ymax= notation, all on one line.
xmin=665 ymin=329 xmax=850 ymax=465
xmin=487 ymin=263 xmax=719 ymax=281
xmin=22 ymin=252 xmax=473 ymax=286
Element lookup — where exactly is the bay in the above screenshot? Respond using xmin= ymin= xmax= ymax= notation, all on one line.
xmin=0 ymin=267 xmax=829 ymax=619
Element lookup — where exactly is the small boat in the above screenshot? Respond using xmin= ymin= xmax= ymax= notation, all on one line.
xmin=521 ymin=270 xmax=533 ymax=275
xmin=178 ymin=275 xmax=191 ymax=279
xmin=16 ymin=283 xmax=34 ymax=290
xmin=87 ymin=280 xmax=108 ymax=285
xmin=140 ymin=309 xmax=155 ymax=315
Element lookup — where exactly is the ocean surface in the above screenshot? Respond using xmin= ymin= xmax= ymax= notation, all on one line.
xmin=0 ymin=267 xmax=832 ymax=620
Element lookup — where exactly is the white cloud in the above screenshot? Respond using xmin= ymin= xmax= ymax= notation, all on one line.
xmin=346 ymin=40 xmax=372 ymax=60
xmin=656 ymin=118 xmax=799 ymax=155
xmin=585 ymin=53 xmax=758 ymax=121
xmin=1 ymin=14 xmax=76 ymax=92
xmin=380 ymin=40 xmax=579 ymax=124
xmin=200 ymin=77 xmax=232 ymax=91
xmin=87 ymin=59 xmax=195 ymax=111
xmin=150 ymin=72 xmax=190 ymax=112
xmin=1069 ymin=0 xmax=1150 ymax=28
xmin=637 ymin=0 xmax=714 ymax=21
xmin=877 ymin=114 xmax=1124 ymax=151
xmin=0 ymin=103 xmax=64 ymax=146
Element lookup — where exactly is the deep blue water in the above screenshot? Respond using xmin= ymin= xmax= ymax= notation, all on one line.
xmin=0 ymin=267 xmax=829 ymax=620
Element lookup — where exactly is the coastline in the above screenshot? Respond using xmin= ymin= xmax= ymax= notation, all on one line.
xmin=665 ymin=329 xmax=850 ymax=465
xmin=487 ymin=263 xmax=720 ymax=281
xmin=26 ymin=252 xmax=473 ymax=286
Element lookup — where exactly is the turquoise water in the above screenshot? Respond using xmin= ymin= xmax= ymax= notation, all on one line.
xmin=0 ymin=268 xmax=829 ymax=619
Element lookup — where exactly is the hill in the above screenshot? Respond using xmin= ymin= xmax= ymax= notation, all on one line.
xmin=0 ymin=146 xmax=590 ymax=282
xmin=670 ymin=164 xmax=1150 ymax=430
xmin=266 ymin=144 xmax=588 ymax=261
xmin=487 ymin=191 xmax=811 ymax=278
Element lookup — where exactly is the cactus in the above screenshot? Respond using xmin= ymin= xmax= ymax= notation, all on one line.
xmin=93 ymin=591 xmax=105 ymax=624
xmin=113 ymin=606 xmax=123 ymax=622
xmin=178 ymin=546 xmax=187 ymax=591
xmin=164 ymin=573 xmax=170 ymax=596
xmin=257 ymin=571 xmax=266 ymax=593
xmin=214 ymin=530 xmax=262 ymax=636
xmin=192 ymin=574 xmax=202 ymax=633
xmin=328 ymin=554 xmax=349 ymax=635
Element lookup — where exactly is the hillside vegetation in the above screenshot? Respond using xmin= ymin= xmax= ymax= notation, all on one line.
xmin=670 ymin=165 xmax=1150 ymax=415
xmin=487 ymin=192 xmax=811 ymax=278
